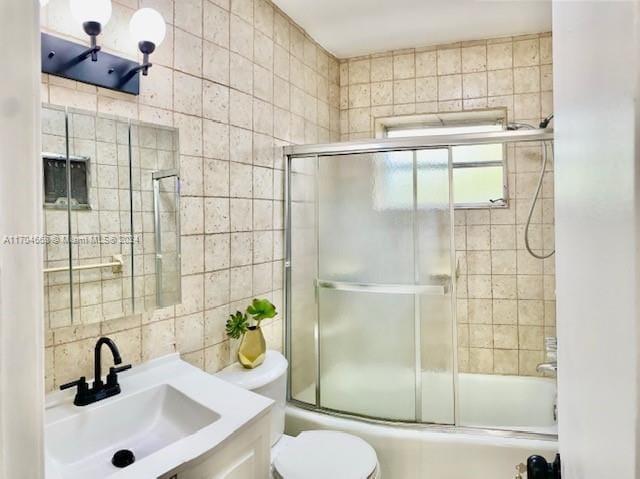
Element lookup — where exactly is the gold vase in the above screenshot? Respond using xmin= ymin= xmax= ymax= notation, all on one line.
xmin=238 ymin=326 xmax=266 ymax=369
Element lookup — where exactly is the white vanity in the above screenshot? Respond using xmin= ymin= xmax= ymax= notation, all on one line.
xmin=45 ymin=354 xmax=273 ymax=479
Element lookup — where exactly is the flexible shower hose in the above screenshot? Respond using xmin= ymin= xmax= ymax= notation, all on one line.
xmin=524 ymin=141 xmax=555 ymax=259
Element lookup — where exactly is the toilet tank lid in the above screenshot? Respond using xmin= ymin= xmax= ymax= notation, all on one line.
xmin=216 ymin=350 xmax=288 ymax=390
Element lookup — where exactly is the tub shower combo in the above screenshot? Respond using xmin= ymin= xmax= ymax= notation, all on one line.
xmin=283 ymin=128 xmax=558 ymax=478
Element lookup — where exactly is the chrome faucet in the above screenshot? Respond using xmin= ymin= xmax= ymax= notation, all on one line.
xmin=536 ymin=337 xmax=558 ymax=376
xmin=536 ymin=362 xmax=557 ymax=374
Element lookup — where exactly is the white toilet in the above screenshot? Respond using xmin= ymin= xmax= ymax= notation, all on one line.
xmin=216 ymin=350 xmax=381 ymax=479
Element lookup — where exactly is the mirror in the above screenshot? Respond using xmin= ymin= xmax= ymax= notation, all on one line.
xmin=41 ymin=104 xmax=181 ymax=329
xmin=129 ymin=121 xmax=181 ymax=311
xmin=42 ymin=104 xmax=73 ymax=329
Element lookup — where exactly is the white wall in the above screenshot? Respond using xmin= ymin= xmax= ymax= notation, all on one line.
xmin=0 ymin=0 xmax=44 ymax=477
xmin=553 ymin=1 xmax=639 ymax=477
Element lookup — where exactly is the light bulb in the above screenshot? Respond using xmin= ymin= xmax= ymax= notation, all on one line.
xmin=129 ymin=8 xmax=166 ymax=47
xmin=69 ymin=0 xmax=112 ymax=26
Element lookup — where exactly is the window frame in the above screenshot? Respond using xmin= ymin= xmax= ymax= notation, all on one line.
xmin=375 ymin=110 xmax=509 ymax=210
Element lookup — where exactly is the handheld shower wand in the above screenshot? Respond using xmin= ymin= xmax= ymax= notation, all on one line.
xmin=524 ymin=113 xmax=555 ymax=259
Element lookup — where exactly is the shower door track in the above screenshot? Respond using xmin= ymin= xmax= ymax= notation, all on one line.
xmin=283 ymin=129 xmax=553 ymax=157
xmin=287 ymin=398 xmax=558 ymax=442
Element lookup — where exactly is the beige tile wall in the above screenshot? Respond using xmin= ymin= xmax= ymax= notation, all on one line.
xmin=338 ymin=33 xmax=555 ymax=376
xmin=41 ymin=0 xmax=340 ymax=391
xmin=339 ymin=33 xmax=552 ymax=138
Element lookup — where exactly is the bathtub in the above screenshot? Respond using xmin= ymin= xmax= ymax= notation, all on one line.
xmin=287 ymin=372 xmax=557 ymax=478
xmin=458 ymin=373 xmax=557 ymax=435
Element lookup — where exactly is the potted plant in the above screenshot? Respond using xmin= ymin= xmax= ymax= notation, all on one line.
xmin=225 ymin=298 xmax=277 ymax=369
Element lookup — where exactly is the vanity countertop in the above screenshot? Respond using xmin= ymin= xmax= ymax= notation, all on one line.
xmin=45 ymin=353 xmax=273 ymax=479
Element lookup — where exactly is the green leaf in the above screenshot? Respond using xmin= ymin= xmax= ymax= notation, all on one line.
xmin=246 ymin=298 xmax=277 ymax=324
xmin=225 ymin=311 xmax=249 ymax=339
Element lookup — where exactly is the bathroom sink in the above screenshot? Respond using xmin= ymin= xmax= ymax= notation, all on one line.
xmin=45 ymin=354 xmax=273 ymax=479
xmin=46 ymin=384 xmax=220 ymax=478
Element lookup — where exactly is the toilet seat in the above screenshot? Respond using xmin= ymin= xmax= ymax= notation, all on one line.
xmin=272 ymin=430 xmax=379 ymax=479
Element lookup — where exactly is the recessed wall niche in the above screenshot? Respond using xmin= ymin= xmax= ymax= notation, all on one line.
xmin=41 ymin=104 xmax=181 ymax=329
xmin=43 ymin=154 xmax=90 ymax=209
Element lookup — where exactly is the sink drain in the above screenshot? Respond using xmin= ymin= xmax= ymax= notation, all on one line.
xmin=112 ymin=449 xmax=135 ymax=468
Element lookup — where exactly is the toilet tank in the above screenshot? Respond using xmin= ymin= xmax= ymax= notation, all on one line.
xmin=215 ymin=350 xmax=288 ymax=446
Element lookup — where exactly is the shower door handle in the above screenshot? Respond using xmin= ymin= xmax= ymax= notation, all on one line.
xmin=316 ymin=279 xmax=447 ymax=295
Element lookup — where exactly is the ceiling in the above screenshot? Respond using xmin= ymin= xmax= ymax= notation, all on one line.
xmin=272 ymin=0 xmax=552 ymax=58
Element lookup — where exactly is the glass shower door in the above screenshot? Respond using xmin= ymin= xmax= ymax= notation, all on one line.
xmin=288 ymin=156 xmax=319 ymax=404
xmin=315 ymin=149 xmax=455 ymax=423
xmin=416 ymin=149 xmax=455 ymax=425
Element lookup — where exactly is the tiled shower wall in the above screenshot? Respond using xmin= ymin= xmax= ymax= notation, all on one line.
xmin=338 ymin=33 xmax=555 ymax=376
xmin=41 ymin=0 xmax=340 ymax=391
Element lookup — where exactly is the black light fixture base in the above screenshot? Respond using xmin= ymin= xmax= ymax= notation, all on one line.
xmin=137 ymin=41 xmax=156 ymax=76
xmin=41 ymin=32 xmax=141 ymax=96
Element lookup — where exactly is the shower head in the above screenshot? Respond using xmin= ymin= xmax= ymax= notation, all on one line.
xmin=539 ymin=114 xmax=554 ymax=129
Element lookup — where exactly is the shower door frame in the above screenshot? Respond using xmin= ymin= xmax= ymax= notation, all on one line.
xmin=283 ymin=129 xmax=555 ymax=436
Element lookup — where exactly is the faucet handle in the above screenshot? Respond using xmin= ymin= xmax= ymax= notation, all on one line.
xmin=60 ymin=376 xmax=88 ymax=391
xmin=111 ymin=364 xmax=132 ymax=374
xmin=60 ymin=376 xmax=91 ymax=406
xmin=106 ymin=364 xmax=132 ymax=388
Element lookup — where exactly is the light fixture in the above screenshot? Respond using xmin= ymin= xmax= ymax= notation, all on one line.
xmin=69 ymin=0 xmax=113 ymax=61
xmin=39 ymin=0 xmax=50 ymax=7
xmin=40 ymin=2 xmax=166 ymax=95
xmin=129 ymin=8 xmax=166 ymax=76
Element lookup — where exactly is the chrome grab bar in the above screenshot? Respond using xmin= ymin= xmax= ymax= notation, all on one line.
xmin=43 ymin=254 xmax=123 ymax=274
xmin=316 ymin=279 xmax=448 ymax=295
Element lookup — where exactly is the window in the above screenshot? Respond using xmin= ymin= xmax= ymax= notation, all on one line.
xmin=380 ymin=113 xmax=508 ymax=208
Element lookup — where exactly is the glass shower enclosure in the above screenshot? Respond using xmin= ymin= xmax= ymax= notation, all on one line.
xmin=284 ymin=129 xmax=555 ymax=432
